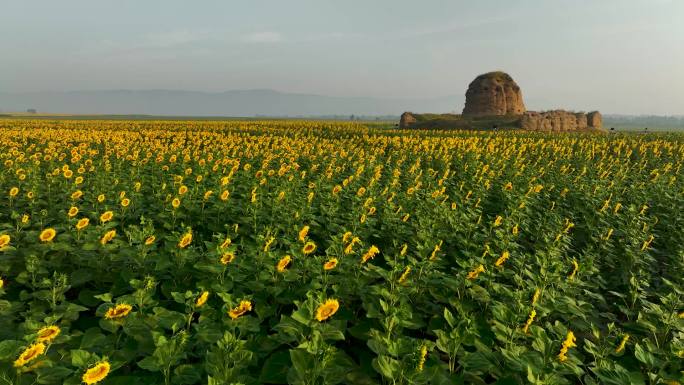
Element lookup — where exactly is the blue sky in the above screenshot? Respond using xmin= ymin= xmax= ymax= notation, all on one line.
xmin=1 ymin=0 xmax=683 ymax=114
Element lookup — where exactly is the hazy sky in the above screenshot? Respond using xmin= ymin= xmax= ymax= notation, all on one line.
xmin=1 ymin=0 xmax=683 ymax=114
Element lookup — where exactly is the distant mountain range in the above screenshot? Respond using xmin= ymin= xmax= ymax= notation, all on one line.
xmin=0 ymin=89 xmax=463 ymax=117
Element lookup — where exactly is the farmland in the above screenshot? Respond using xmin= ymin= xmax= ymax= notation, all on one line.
xmin=0 ymin=119 xmax=682 ymax=385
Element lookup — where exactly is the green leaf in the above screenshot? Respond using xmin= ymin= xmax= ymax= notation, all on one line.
xmin=137 ymin=356 xmax=161 ymax=372
xmin=372 ymin=355 xmax=400 ymax=380
xmin=0 ymin=340 xmax=22 ymax=360
xmin=70 ymin=349 xmax=94 ymax=367
xmin=259 ymin=350 xmax=291 ymax=384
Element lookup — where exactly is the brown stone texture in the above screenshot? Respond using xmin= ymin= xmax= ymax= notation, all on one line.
xmin=462 ymin=72 xmax=526 ymax=116
xmin=399 ymin=112 xmax=417 ymax=128
xmin=587 ymin=111 xmax=602 ymax=128
xmin=520 ymin=110 xmax=603 ymax=132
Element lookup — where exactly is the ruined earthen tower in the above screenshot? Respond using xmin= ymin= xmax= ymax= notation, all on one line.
xmin=462 ymin=71 xmax=526 ymax=116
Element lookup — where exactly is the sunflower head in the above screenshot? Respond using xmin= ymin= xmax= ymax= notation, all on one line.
xmin=39 ymin=228 xmax=57 ymax=242
xmin=82 ymin=361 xmax=111 ymax=385
xmin=228 ymin=300 xmax=252 ymax=319
xmin=0 ymin=234 xmax=10 ymax=248
xmin=323 ymin=258 xmax=338 ymax=271
xmin=36 ymin=325 xmax=61 ymax=343
xmin=195 ymin=291 xmax=210 ymax=307
xmin=105 ymin=303 xmax=133 ymax=319
xmin=302 ymin=241 xmax=316 ymax=255
xmin=13 ymin=343 xmax=46 ymax=367
xmin=276 ymin=255 xmax=292 ymax=272
xmin=315 ymin=299 xmax=339 ymax=322
xmin=100 ymin=211 xmax=114 ymax=223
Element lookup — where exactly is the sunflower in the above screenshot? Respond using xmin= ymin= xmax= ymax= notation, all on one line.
xmin=220 ymin=190 xmax=230 ymax=201
xmin=105 ymin=303 xmax=133 ymax=319
xmin=120 ymin=198 xmax=130 ymax=207
xmin=21 ymin=214 xmax=30 ymax=224
xmin=97 ymin=194 xmax=106 ymax=203
xmin=220 ymin=251 xmax=235 ymax=265
xmin=100 ymin=211 xmax=114 ymax=223
xmin=71 ymin=190 xmax=83 ymax=200
xmin=323 ymin=258 xmax=338 ymax=270
xmin=466 ymin=264 xmax=485 ymax=280
xmin=39 ymin=228 xmax=56 ymax=242
xmin=178 ymin=185 xmax=188 ymax=195
xmin=100 ymin=230 xmax=116 ymax=245
xmin=298 ymin=225 xmax=309 ymax=242
xmin=144 ymin=235 xmax=156 ymax=245
xmin=68 ymin=206 xmax=79 ymax=218
xmin=169 ymin=198 xmax=181 ymax=210
xmin=203 ymin=190 xmax=213 ymax=200
xmin=36 ymin=325 xmax=61 ymax=343
xmin=220 ymin=238 xmax=232 ymax=249
xmin=0 ymin=276 xmax=4 ymax=289
xmin=361 ymin=245 xmax=380 ymax=264
xmin=302 ymin=241 xmax=316 ymax=255
xmin=557 ymin=331 xmax=577 ymax=362
xmin=9 ymin=187 xmax=19 ymax=197
xmin=495 ymin=251 xmax=510 ymax=267
xmin=76 ymin=218 xmax=90 ymax=230
xmin=82 ymin=361 xmax=110 ymax=385
xmin=178 ymin=232 xmax=193 ymax=248
xmin=0 ymin=234 xmax=10 ymax=248
xmin=195 ymin=291 xmax=209 ymax=307
xmin=228 ymin=300 xmax=252 ymax=319
xmin=13 ymin=343 xmax=46 ymax=367
xmin=315 ymin=299 xmax=339 ymax=322
xmin=276 ymin=255 xmax=292 ymax=272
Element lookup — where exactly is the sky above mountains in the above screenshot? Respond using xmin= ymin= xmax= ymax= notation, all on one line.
xmin=1 ymin=0 xmax=683 ymax=114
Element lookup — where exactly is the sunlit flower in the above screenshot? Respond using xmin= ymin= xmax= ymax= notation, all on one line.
xmin=100 ymin=211 xmax=114 ymax=223
xmin=323 ymin=258 xmax=338 ymax=270
xmin=68 ymin=206 xmax=79 ymax=218
xmin=298 ymin=225 xmax=309 ymax=242
xmin=36 ymin=325 xmax=61 ymax=343
xmin=558 ymin=331 xmax=577 ymax=362
xmin=178 ymin=231 xmax=193 ymax=248
xmin=398 ymin=266 xmax=411 ymax=284
xmin=220 ymin=251 xmax=235 ymax=265
xmin=302 ymin=241 xmax=316 ymax=255
xmin=417 ymin=344 xmax=428 ymax=372
xmin=172 ymin=197 xmax=181 ymax=209
xmin=144 ymin=235 xmax=156 ymax=245
xmin=9 ymin=187 xmax=19 ymax=197
xmin=220 ymin=238 xmax=232 ymax=249
xmin=97 ymin=194 xmax=105 ymax=203
xmin=522 ymin=309 xmax=536 ymax=334
xmin=315 ymin=299 xmax=339 ymax=321
xmin=40 ymin=228 xmax=57 ymax=242
xmin=13 ymin=342 xmax=46 ymax=367
xmin=615 ymin=334 xmax=629 ymax=353
xmin=0 ymin=234 xmax=10 ymax=249
xmin=466 ymin=264 xmax=485 ymax=280
xmin=121 ymin=198 xmax=130 ymax=207
xmin=82 ymin=361 xmax=110 ymax=384
xmin=228 ymin=300 xmax=252 ymax=319
xmin=105 ymin=303 xmax=133 ymax=319
xmin=277 ymin=255 xmax=292 ymax=272
xmin=100 ymin=230 xmax=116 ymax=245
xmin=531 ymin=288 xmax=541 ymax=306
xmin=495 ymin=251 xmax=510 ymax=267
xmin=361 ymin=245 xmax=380 ymax=264
xmin=195 ymin=291 xmax=209 ymax=307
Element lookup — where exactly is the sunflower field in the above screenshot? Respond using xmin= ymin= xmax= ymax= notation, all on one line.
xmin=0 ymin=119 xmax=682 ymax=385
